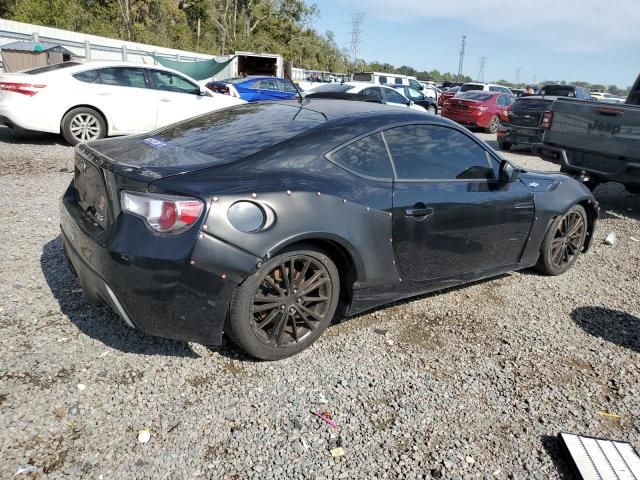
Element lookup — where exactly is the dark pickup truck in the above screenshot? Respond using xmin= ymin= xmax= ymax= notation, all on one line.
xmin=533 ymin=75 xmax=640 ymax=193
xmin=497 ymin=84 xmax=592 ymax=151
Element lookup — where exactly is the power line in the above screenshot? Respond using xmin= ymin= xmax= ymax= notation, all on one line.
xmin=456 ymin=35 xmax=466 ymax=81
xmin=349 ymin=12 xmax=365 ymax=67
xmin=478 ymin=56 xmax=487 ymax=83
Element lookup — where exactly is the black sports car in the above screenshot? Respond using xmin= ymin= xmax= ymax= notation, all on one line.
xmin=60 ymin=100 xmax=598 ymax=360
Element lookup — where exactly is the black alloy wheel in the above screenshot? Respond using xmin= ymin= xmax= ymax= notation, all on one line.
xmin=227 ymin=247 xmax=340 ymax=360
xmin=536 ymin=205 xmax=588 ymax=276
xmin=251 ymin=255 xmax=332 ymax=347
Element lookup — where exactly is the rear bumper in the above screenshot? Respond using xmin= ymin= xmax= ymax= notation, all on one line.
xmin=497 ymin=123 xmax=544 ymax=146
xmin=443 ymin=111 xmax=490 ymax=128
xmin=59 ymin=182 xmax=259 ymax=345
xmin=532 ymin=144 xmax=640 ymax=187
xmin=0 ymin=100 xmax=59 ymax=133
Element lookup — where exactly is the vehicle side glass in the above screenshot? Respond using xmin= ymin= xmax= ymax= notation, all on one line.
xmin=95 ymin=67 xmax=148 ymax=88
xmin=384 ymin=125 xmax=494 ymax=181
xmin=330 ymin=133 xmax=394 ymax=179
xmin=379 ymin=76 xmax=388 ymax=85
xmin=489 ymin=86 xmax=497 ymax=92
xmin=382 ymin=88 xmax=409 ymax=104
xmin=279 ymin=80 xmax=298 ymax=93
xmin=258 ymin=80 xmax=279 ymax=91
xmin=149 ymin=70 xmax=199 ymax=94
xmin=363 ymin=88 xmax=383 ymax=101
xmin=73 ymin=70 xmax=101 ymax=84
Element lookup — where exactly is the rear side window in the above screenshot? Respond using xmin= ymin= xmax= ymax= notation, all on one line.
xmin=257 ymin=79 xmax=278 ymax=90
xmin=330 ymin=133 xmax=393 ymax=179
xmin=73 ymin=70 xmax=101 ymax=84
xmin=384 ymin=125 xmax=493 ymax=180
xmin=352 ymin=73 xmax=373 ymax=82
xmin=96 ymin=67 xmax=148 ymax=88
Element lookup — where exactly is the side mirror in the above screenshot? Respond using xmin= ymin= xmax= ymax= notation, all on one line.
xmin=408 ymin=99 xmax=415 ymax=107
xmin=499 ymin=161 xmax=519 ymax=183
xmin=199 ymin=86 xmax=209 ymax=96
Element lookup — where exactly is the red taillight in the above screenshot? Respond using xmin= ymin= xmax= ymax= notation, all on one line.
xmin=0 ymin=82 xmax=46 ymax=96
xmin=541 ymin=111 xmax=553 ymax=129
xmin=121 ymin=192 xmax=204 ymax=234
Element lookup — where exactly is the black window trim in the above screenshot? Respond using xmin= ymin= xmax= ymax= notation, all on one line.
xmin=324 ymin=121 xmax=501 ymax=183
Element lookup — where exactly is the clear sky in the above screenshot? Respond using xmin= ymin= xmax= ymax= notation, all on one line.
xmin=312 ymin=0 xmax=640 ymax=88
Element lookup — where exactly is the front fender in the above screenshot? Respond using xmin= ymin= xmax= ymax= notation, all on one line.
xmin=519 ymin=173 xmax=598 ymax=265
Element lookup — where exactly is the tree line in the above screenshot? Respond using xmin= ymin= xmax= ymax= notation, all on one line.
xmin=1 ymin=0 xmax=628 ymax=94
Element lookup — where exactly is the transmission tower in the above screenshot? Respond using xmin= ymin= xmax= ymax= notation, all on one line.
xmin=478 ymin=56 xmax=487 ymax=83
xmin=350 ymin=13 xmax=365 ymax=67
xmin=515 ymin=67 xmax=522 ymax=85
xmin=456 ymin=35 xmax=466 ymax=81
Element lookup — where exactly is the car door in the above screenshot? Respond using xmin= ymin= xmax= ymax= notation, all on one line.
xmin=276 ymin=79 xmax=300 ymax=100
xmin=385 ymin=124 xmax=534 ymax=285
xmin=362 ymin=87 xmax=384 ymax=102
xmin=88 ymin=67 xmax=159 ymax=134
xmin=149 ymin=69 xmax=219 ymax=127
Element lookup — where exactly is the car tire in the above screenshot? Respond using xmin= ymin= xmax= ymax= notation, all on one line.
xmin=498 ymin=141 xmax=512 ymax=151
xmin=427 ymin=104 xmax=437 ymax=115
xmin=485 ymin=115 xmax=500 ymax=134
xmin=226 ymin=245 xmax=340 ymax=360
xmin=535 ymin=204 xmax=588 ymax=276
xmin=61 ymin=107 xmax=107 ymax=146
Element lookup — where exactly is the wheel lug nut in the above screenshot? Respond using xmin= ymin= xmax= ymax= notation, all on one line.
xmin=296 ymin=298 xmax=302 ymax=304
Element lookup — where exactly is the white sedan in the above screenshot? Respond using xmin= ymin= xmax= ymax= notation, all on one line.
xmin=0 ymin=61 xmax=245 ymax=145
xmin=308 ymin=82 xmax=428 ymax=112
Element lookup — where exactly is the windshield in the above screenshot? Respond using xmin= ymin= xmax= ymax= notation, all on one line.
xmin=459 ymin=84 xmax=484 ymax=92
xmin=458 ymin=91 xmax=493 ymax=101
xmin=539 ymin=85 xmax=576 ymax=97
xmin=24 ymin=62 xmax=81 ymax=75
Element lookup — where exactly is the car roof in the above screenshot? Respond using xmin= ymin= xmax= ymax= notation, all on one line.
xmin=278 ymin=98 xmax=441 ymax=123
xmin=27 ymin=60 xmax=194 ymax=79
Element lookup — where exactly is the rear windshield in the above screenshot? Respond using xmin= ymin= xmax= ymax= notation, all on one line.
xmin=459 ymin=84 xmax=484 ymax=92
xmin=352 ymin=73 xmax=373 ymax=82
xmin=513 ymin=97 xmax=554 ymax=110
xmin=539 ymin=85 xmax=576 ymax=97
xmin=150 ymin=103 xmax=326 ymax=165
xmin=458 ymin=91 xmax=493 ymax=101
xmin=24 ymin=62 xmax=82 ymax=75
xmin=223 ymin=77 xmax=248 ymax=84
xmin=310 ymin=83 xmax=351 ymax=93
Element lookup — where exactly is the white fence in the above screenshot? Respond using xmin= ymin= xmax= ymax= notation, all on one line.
xmin=0 ymin=19 xmax=216 ymax=68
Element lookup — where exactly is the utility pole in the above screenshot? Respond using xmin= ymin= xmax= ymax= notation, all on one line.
xmin=515 ymin=67 xmax=521 ymax=85
xmin=533 ymin=73 xmax=537 ymax=85
xmin=456 ymin=35 xmax=466 ymax=81
xmin=350 ymin=13 xmax=365 ymax=68
xmin=478 ymin=56 xmax=487 ymax=83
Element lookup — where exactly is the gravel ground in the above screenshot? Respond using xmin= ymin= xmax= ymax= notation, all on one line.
xmin=1 ymin=126 xmax=639 ymax=479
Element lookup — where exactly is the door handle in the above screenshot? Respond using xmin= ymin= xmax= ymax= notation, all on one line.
xmin=405 ymin=207 xmax=434 ymax=217
xmin=160 ymin=98 xmax=171 ymax=102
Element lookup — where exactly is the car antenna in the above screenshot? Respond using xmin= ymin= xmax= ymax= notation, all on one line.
xmin=284 ymin=69 xmax=304 ymax=104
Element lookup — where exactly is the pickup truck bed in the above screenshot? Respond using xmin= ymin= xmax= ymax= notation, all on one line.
xmin=534 ymin=97 xmax=640 ymax=192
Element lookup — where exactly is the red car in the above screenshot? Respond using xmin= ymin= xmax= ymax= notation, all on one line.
xmin=442 ymin=91 xmax=514 ymax=133
xmin=437 ymin=86 xmax=460 ymax=108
